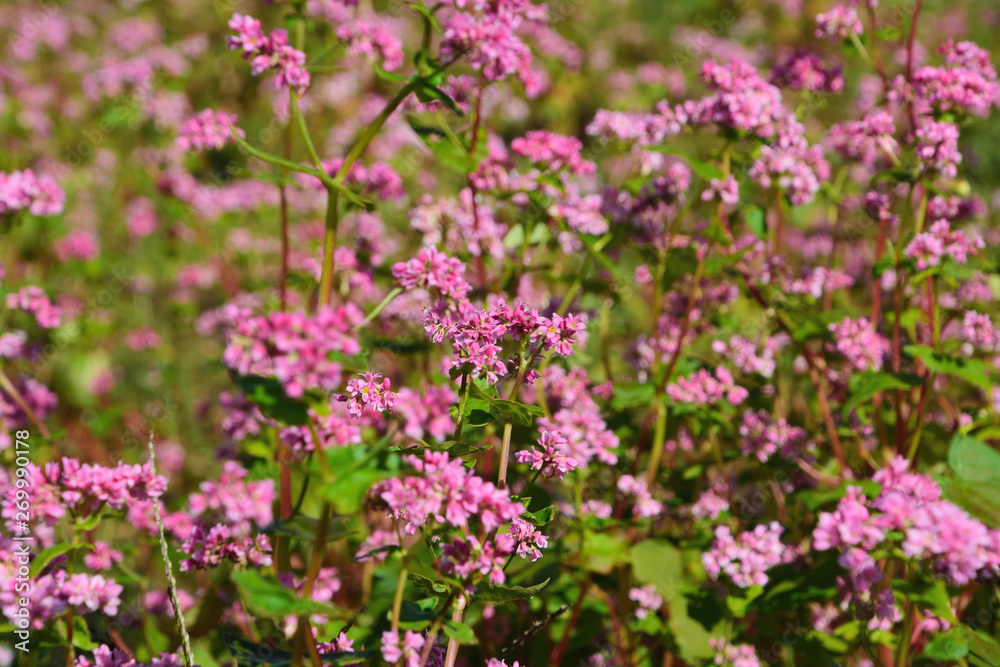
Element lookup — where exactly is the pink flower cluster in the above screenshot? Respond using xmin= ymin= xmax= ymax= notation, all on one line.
xmin=396 ymin=385 xmax=458 ymax=442
xmin=710 ymin=637 xmax=761 ymax=667
xmin=905 ymin=220 xmax=984 ymax=271
xmin=380 ymin=629 xmax=444 ymax=667
xmin=336 ymin=16 xmax=404 ymax=72
xmin=227 ymin=13 xmax=310 ymax=95
xmin=770 ymin=51 xmax=844 ymax=93
xmin=0 ymin=169 xmax=64 ymax=217
xmin=914 ymin=40 xmax=999 ymax=117
xmin=515 ymin=429 xmax=579 ymax=480
xmin=703 ymin=522 xmax=789 ymax=588
xmin=538 ymin=367 xmax=619 ymax=468
xmin=74 ymin=646 xmax=188 ymax=667
xmin=827 ymin=109 xmax=897 ymax=166
xmin=6 ymin=286 xmax=62 ymax=328
xmin=372 ymin=450 xmax=523 ymax=535
xmin=510 ymin=131 xmax=596 ymax=176
xmin=666 ymin=367 xmax=749 ymax=406
xmin=342 ymin=370 xmax=397 ymax=418
xmin=827 ymin=317 xmax=890 ymax=372
xmin=222 ymin=305 xmax=363 ymax=398
xmin=501 ymin=516 xmax=548 ymax=562
xmin=617 ymin=475 xmax=663 ymax=519
xmin=175 ymin=461 xmax=275 ymax=571
xmin=914 ymin=119 xmax=963 ymax=179
xmin=177 ymin=109 xmax=241 ymax=152
xmin=815 ymin=5 xmax=863 ymax=40
xmin=392 ymin=246 xmax=472 ymax=301
xmin=629 ymin=585 xmax=663 ymax=619
xmin=739 ymin=410 xmax=813 ymax=463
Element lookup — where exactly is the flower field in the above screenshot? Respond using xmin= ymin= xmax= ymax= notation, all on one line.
xmin=4 ymin=0 xmax=1000 ymax=666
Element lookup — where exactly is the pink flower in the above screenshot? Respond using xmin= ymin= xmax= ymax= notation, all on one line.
xmin=177 ymin=109 xmax=241 ymax=151
xmin=342 ymin=370 xmax=397 ymax=418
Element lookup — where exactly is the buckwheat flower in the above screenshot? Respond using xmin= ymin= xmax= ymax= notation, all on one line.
xmin=770 ymin=51 xmax=844 ymax=92
xmin=381 ymin=630 xmax=439 ymax=667
xmin=511 ymin=130 xmax=596 ymax=176
xmin=618 ymin=475 xmax=663 ymax=518
xmin=486 ymin=661 xmax=522 ymax=667
xmin=532 ymin=313 xmax=586 ymax=357
xmin=914 ymin=119 xmax=962 ymax=179
xmin=503 ymin=517 xmax=548 ymax=562
xmin=666 ymin=367 xmax=748 ymax=406
xmin=905 ymin=220 xmax=984 ymax=271
xmin=515 ymin=430 xmax=578 ymax=479
xmin=396 ymin=385 xmax=459 ymax=442
xmin=701 ymin=176 xmax=739 ymax=206
xmin=691 ymin=486 xmax=730 ymax=520
xmin=342 ymin=371 xmax=396 ymax=418
xmin=336 ymin=16 xmax=405 ymax=72
xmin=6 ymin=286 xmax=62 ymax=328
xmin=958 ymin=310 xmax=1000 ymax=354
xmin=739 ymin=410 xmax=813 ymax=463
xmin=710 ymin=637 xmax=761 ymax=667
xmin=177 ymin=109 xmax=241 ymax=151
xmin=827 ymin=317 xmax=890 ymax=372
xmin=0 ymin=331 xmax=27 ymax=360
xmin=440 ymin=535 xmax=507 ymax=583
xmin=749 ymin=143 xmax=829 ymax=206
xmin=62 ymin=573 xmax=123 ymax=616
xmin=53 ymin=230 xmax=99 ymax=262
xmin=392 ymin=246 xmax=471 ymax=300
xmin=813 ymin=486 xmax=885 ymax=551
xmin=0 ymin=169 xmax=64 ymax=217
xmin=914 ymin=40 xmax=998 ymax=117
xmin=125 ymin=327 xmax=162 ymax=351
xmin=815 ymin=5 xmax=863 ymax=40
xmin=827 ymin=109 xmax=897 ymax=166
xmin=83 ymin=542 xmax=124 ymax=572
xmin=629 ymin=585 xmax=663 ymax=619
xmin=703 ymin=522 xmax=788 ymax=588
xmin=226 ymin=13 xmax=311 ymax=95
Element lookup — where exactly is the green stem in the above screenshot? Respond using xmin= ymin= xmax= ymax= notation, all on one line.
xmin=354 ymin=287 xmax=403 ymax=332
xmin=290 ymin=93 xmax=324 ymax=172
xmin=453 ymin=372 xmax=471 ymax=442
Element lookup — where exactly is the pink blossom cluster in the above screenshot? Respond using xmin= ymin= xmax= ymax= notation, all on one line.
xmin=306 ymin=159 xmax=405 ymax=201
xmin=914 ymin=119 xmax=963 ymax=179
xmin=770 ymin=51 xmax=844 ymax=92
xmin=914 ymin=40 xmax=999 ymax=117
xmin=827 ymin=109 xmax=897 ymax=165
xmin=53 ymin=230 xmax=99 ymax=262
xmin=222 ymin=305 xmax=363 ymax=398
xmin=703 ymin=522 xmax=789 ymax=588
xmin=515 ymin=429 xmax=579 ymax=479
xmin=392 ymin=246 xmax=472 ymax=301
xmin=227 ymin=13 xmax=310 ymax=95
xmin=0 ymin=169 xmax=64 ymax=217
xmin=905 ymin=220 xmax=984 ymax=271
xmin=380 ymin=629 xmax=444 ymax=667
xmin=617 ymin=475 xmax=663 ymax=519
xmin=628 ymin=585 xmax=663 ymax=619
xmin=827 ymin=317 xmax=890 ymax=372
xmin=395 ymin=385 xmax=458 ymax=442
xmin=336 ymin=16 xmax=404 ymax=72
xmin=341 ymin=370 xmax=397 ymax=418
xmin=74 ymin=646 xmax=188 ymax=667
xmin=958 ymin=310 xmax=1000 ymax=354
xmin=175 ymin=461 xmax=275 ymax=571
xmin=409 ymin=190 xmax=506 ymax=259
xmin=813 ymin=458 xmax=1000 ymax=586
xmin=538 ymin=367 xmax=619 ymax=468
xmin=510 ymin=131 xmax=596 ymax=176
xmin=666 ymin=367 xmax=749 ymax=406
xmin=710 ymin=637 xmax=761 ymax=667
xmin=739 ymin=410 xmax=813 ymax=462
xmin=0 ymin=379 xmax=58 ymax=450
xmin=176 ymin=109 xmax=240 ymax=152
xmin=500 ymin=516 xmax=548 ymax=562
xmin=815 ymin=5 xmax=863 ymax=40
xmin=372 ymin=450 xmax=523 ymax=535
xmin=6 ymin=286 xmax=62 ymax=328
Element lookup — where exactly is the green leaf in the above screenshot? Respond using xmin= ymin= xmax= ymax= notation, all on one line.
xmin=472 ymin=578 xmax=550 ymax=603
xmin=841 ymin=371 xmax=922 ymax=418
xmin=408 ymin=573 xmax=453 ymax=597
xmin=725 ymin=585 xmax=763 ymax=618
xmin=443 ymin=619 xmax=477 ymax=645
xmin=582 ymin=530 xmax=627 ymax=574
xmin=798 ymin=481 xmax=882 ymax=512
xmin=960 ymin=627 xmax=1000 ymax=667
xmin=231 ymin=570 xmax=340 ymax=619
xmin=234 ymin=375 xmax=310 ymax=426
xmin=948 ymin=434 xmax=1000 ymax=486
xmin=904 ymin=345 xmax=992 ymax=391
xmin=396 ymin=600 xmax=435 ymax=630
xmin=920 ymin=628 xmax=969 ymax=661
xmin=661 ymin=246 xmax=699 ymax=291
xmin=744 ymin=205 xmax=766 ymax=240
xmin=630 ymin=540 xmax=683 ymax=601
xmin=523 ymin=505 xmax=555 ymax=526
xmin=31 ymin=542 xmax=92 ymax=578
xmin=892 ymin=578 xmax=958 ymax=625
xmin=75 ymin=512 xmax=103 ymax=532
xmin=611 ymin=382 xmax=656 ymax=410
xmin=317 ymin=468 xmax=388 ymax=514
xmin=646 ymin=147 xmax=724 ymax=180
